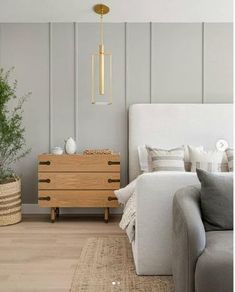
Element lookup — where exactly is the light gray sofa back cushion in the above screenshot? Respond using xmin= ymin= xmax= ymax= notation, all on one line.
xmin=196 ymin=169 xmax=233 ymax=231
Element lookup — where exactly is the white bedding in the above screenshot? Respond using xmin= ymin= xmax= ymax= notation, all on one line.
xmin=114 ymin=178 xmax=137 ymax=241
xmin=114 ymin=178 xmax=136 ymax=205
xmin=119 ymin=192 xmax=136 ymax=242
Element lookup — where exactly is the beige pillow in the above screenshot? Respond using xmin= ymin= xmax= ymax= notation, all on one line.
xmin=146 ymin=146 xmax=185 ymax=172
xmin=225 ymin=148 xmax=233 ymax=172
xmin=138 ymin=144 xmax=203 ymax=173
xmin=188 ymin=146 xmax=227 ymax=172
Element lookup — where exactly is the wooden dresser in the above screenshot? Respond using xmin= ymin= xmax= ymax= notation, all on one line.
xmin=38 ymin=154 xmax=120 ymax=222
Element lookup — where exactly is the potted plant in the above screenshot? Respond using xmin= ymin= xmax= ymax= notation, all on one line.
xmin=0 ymin=68 xmax=31 ymax=226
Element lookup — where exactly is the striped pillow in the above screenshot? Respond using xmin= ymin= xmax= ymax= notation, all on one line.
xmin=146 ymin=146 xmax=185 ymax=172
xmin=225 ymin=148 xmax=233 ymax=172
xmin=188 ymin=146 xmax=227 ymax=172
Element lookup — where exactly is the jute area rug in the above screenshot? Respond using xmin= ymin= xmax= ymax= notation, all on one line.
xmin=70 ymin=236 xmax=174 ymax=292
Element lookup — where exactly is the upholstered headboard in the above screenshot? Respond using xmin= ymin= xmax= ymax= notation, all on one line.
xmin=129 ymin=104 xmax=233 ymax=181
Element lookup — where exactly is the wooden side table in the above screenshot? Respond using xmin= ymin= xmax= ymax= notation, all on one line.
xmin=38 ymin=153 xmax=120 ymax=222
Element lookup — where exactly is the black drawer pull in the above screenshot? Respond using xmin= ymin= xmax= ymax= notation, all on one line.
xmin=38 ymin=196 xmax=51 ymax=201
xmin=39 ymin=179 xmax=51 ymax=183
xmin=108 ymin=179 xmax=120 ymax=183
xmin=108 ymin=161 xmax=120 ymax=165
xmin=39 ymin=161 xmax=51 ymax=165
xmin=108 ymin=196 xmax=118 ymax=201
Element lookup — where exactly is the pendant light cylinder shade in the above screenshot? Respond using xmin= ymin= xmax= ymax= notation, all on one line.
xmin=99 ymin=44 xmax=105 ymax=95
xmin=92 ymin=52 xmax=112 ymax=105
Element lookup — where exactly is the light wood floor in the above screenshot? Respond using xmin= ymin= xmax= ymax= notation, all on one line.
xmin=0 ymin=214 xmax=124 ymax=292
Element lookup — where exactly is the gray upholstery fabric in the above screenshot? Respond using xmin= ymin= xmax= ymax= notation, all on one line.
xmin=134 ymin=172 xmax=199 ymax=275
xmin=195 ymin=231 xmax=233 ymax=292
xmin=173 ymin=185 xmax=233 ymax=292
xmin=196 ymin=169 xmax=233 ymax=231
xmin=173 ymin=186 xmax=206 ymax=292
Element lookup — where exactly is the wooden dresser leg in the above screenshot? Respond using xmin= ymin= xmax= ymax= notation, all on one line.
xmin=51 ymin=208 xmax=56 ymax=223
xmin=104 ymin=207 xmax=109 ymax=223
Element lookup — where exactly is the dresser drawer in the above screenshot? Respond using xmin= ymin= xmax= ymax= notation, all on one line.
xmin=38 ymin=154 xmax=120 ymax=172
xmin=38 ymin=172 xmax=120 ymax=190
xmin=38 ymin=190 xmax=119 ymax=207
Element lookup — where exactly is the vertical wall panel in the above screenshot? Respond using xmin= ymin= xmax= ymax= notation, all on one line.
xmin=0 ymin=24 xmax=49 ymax=203
xmin=0 ymin=24 xmax=2 ymax=65
xmin=151 ymin=23 xmax=202 ymax=103
xmin=51 ymin=23 xmax=75 ymax=147
xmin=126 ymin=23 xmax=151 ymax=106
xmin=204 ymin=23 xmax=233 ymax=103
xmin=77 ymin=23 xmax=127 ymax=187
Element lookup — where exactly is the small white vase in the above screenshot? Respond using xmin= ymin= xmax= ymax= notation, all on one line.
xmin=65 ymin=137 xmax=77 ymax=154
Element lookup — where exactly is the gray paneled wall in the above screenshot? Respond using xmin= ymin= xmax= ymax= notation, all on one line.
xmin=126 ymin=23 xmax=151 ymax=105
xmin=204 ymin=23 xmax=233 ymax=103
xmin=0 ymin=23 xmax=233 ymax=204
xmin=152 ymin=23 xmax=203 ymax=103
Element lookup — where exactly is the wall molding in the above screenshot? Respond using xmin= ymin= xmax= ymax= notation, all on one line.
xmin=202 ymin=22 xmax=205 ymax=103
xmin=0 ymin=24 xmax=2 ymax=66
xmin=150 ymin=22 xmax=152 ymax=103
xmin=74 ymin=22 xmax=78 ymax=142
xmin=125 ymin=22 xmax=129 ymax=182
xmin=49 ymin=22 xmax=53 ymax=150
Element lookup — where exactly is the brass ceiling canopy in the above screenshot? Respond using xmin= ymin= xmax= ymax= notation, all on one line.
xmin=93 ymin=4 xmax=110 ymax=15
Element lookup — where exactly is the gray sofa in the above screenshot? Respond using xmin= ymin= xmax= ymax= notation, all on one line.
xmin=172 ymin=186 xmax=233 ymax=292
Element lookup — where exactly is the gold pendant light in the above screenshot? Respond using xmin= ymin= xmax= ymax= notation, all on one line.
xmin=91 ymin=4 xmax=112 ymax=105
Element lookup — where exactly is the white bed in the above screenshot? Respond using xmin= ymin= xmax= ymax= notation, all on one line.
xmin=128 ymin=104 xmax=233 ymax=275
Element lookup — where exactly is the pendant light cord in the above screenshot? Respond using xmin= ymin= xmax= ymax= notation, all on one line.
xmin=100 ymin=14 xmax=104 ymax=45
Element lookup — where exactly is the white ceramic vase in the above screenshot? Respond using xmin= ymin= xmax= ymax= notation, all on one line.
xmin=65 ymin=137 xmax=77 ymax=154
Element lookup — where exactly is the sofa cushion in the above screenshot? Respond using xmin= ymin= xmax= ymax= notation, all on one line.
xmin=195 ymin=231 xmax=233 ymax=292
xmin=196 ymin=169 xmax=233 ymax=231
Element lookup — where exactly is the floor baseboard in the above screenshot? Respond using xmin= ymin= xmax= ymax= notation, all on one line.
xmin=22 ymin=204 xmax=123 ymax=215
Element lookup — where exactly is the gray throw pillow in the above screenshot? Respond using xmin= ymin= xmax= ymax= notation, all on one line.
xmin=196 ymin=169 xmax=233 ymax=231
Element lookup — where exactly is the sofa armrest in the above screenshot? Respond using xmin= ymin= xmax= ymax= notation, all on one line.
xmin=134 ymin=172 xmax=199 ymax=275
xmin=173 ymin=186 xmax=206 ymax=292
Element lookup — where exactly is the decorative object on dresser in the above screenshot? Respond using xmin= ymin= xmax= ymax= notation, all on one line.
xmin=83 ymin=149 xmax=113 ymax=155
xmin=38 ymin=153 xmax=120 ymax=223
xmin=51 ymin=146 xmax=64 ymax=155
xmin=64 ymin=137 xmax=77 ymax=154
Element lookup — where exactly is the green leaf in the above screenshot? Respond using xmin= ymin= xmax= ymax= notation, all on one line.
xmin=0 ymin=68 xmax=31 ymax=181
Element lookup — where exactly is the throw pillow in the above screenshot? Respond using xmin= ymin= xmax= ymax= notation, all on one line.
xmin=196 ymin=168 xmax=233 ymax=231
xmin=189 ymin=146 xmax=227 ymax=172
xmin=225 ymin=148 xmax=233 ymax=172
xmin=146 ymin=146 xmax=185 ymax=172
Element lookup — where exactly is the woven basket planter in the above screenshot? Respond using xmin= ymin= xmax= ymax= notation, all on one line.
xmin=0 ymin=179 xmax=22 ymax=226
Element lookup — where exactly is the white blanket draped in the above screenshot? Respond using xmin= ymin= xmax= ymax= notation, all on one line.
xmin=115 ymin=179 xmax=137 ymax=242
